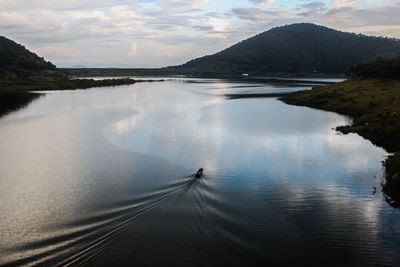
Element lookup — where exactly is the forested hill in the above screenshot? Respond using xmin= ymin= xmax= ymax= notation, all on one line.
xmin=174 ymin=23 xmax=400 ymax=75
xmin=0 ymin=36 xmax=56 ymax=76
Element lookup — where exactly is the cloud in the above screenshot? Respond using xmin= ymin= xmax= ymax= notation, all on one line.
xmin=249 ymin=0 xmax=275 ymax=6
xmin=1 ymin=0 xmax=398 ymax=68
xmin=344 ymin=24 xmax=400 ymax=38
xmin=191 ymin=25 xmax=213 ymax=31
xmin=231 ymin=7 xmax=286 ymax=22
xmin=232 ymin=7 xmax=268 ymax=21
xmin=0 ymin=0 xmax=126 ymax=11
xmin=144 ymin=13 xmax=192 ymax=30
xmin=109 ymin=5 xmax=136 ymax=19
xmin=208 ymin=17 xmax=229 ymax=32
xmin=0 ymin=11 xmax=30 ymax=29
xmin=128 ymin=42 xmax=137 ymax=56
xmin=0 ymin=9 xmax=62 ymax=33
xmin=166 ymin=0 xmax=208 ymax=9
xmin=67 ymin=11 xmax=105 ymax=19
xmin=297 ymin=2 xmax=327 ymax=17
xmin=331 ymin=0 xmax=361 ymax=8
xmin=319 ymin=4 xmax=400 ymax=37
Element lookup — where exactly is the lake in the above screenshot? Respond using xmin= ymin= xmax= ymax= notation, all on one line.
xmin=1 ymin=78 xmax=399 ymax=266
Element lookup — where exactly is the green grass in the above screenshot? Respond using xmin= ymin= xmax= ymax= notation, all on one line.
xmin=281 ymin=79 xmax=400 ymax=207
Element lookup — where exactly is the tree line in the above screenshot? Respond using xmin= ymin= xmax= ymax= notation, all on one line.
xmin=346 ymin=56 xmax=400 ymax=79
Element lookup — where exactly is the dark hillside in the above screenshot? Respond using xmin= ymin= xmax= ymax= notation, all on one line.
xmin=0 ymin=36 xmax=56 ymax=76
xmin=175 ymin=23 xmax=400 ymax=75
xmin=0 ymin=36 xmax=136 ymax=95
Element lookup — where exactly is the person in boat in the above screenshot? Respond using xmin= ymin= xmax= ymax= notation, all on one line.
xmin=195 ymin=168 xmax=203 ymax=178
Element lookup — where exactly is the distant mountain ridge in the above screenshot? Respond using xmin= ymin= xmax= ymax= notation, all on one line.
xmin=0 ymin=36 xmax=56 ymax=76
xmin=174 ymin=23 xmax=400 ymax=75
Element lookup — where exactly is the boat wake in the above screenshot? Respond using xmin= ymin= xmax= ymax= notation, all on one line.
xmin=3 ymin=178 xmax=197 ymax=266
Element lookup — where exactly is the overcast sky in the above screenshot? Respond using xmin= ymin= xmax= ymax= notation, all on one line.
xmin=1 ymin=0 xmax=399 ymax=67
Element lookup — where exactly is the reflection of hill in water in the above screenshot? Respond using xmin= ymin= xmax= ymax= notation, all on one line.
xmin=382 ymin=154 xmax=400 ymax=208
xmin=0 ymin=92 xmax=43 ymax=117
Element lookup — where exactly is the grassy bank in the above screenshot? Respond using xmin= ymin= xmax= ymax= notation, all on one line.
xmin=0 ymin=76 xmax=136 ymax=92
xmin=281 ymin=79 xmax=400 ymax=207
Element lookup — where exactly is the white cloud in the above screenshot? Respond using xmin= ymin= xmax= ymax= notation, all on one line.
xmin=249 ymin=0 xmax=275 ymax=6
xmin=0 ymin=0 xmax=124 ymax=11
xmin=67 ymin=11 xmax=105 ymax=20
xmin=208 ymin=18 xmax=229 ymax=32
xmin=0 ymin=9 xmax=61 ymax=33
xmin=109 ymin=5 xmax=136 ymax=19
xmin=128 ymin=42 xmax=138 ymax=57
xmin=331 ymin=0 xmax=361 ymax=8
xmin=344 ymin=25 xmax=400 ymax=38
xmin=0 ymin=11 xmax=30 ymax=28
xmin=297 ymin=2 xmax=327 ymax=18
xmin=166 ymin=0 xmax=208 ymax=9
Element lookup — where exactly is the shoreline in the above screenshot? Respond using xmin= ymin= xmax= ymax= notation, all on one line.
xmin=280 ymin=79 xmax=400 ymax=207
xmin=0 ymin=77 xmax=136 ymax=92
xmin=0 ymin=77 xmax=166 ymax=116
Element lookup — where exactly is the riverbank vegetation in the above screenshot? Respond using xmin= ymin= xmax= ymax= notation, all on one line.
xmin=0 ymin=75 xmax=136 ymax=92
xmin=282 ymin=79 xmax=400 ymax=151
xmin=281 ymin=71 xmax=400 ymax=207
xmin=346 ymin=56 xmax=400 ymax=79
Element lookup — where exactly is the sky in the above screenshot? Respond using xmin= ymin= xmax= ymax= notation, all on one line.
xmin=1 ymin=0 xmax=399 ymax=68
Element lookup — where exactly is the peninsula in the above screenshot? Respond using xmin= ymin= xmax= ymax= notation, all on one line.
xmin=281 ymin=57 xmax=400 ymax=207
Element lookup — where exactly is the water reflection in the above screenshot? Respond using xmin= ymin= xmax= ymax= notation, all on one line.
xmin=106 ymin=94 xmax=384 ymax=183
xmin=1 ymin=78 xmax=399 ymax=266
xmin=0 ymin=92 xmax=43 ymax=117
xmin=382 ymin=154 xmax=400 ymax=208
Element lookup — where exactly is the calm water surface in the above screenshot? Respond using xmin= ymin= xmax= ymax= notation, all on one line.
xmin=1 ymin=78 xmax=399 ymax=266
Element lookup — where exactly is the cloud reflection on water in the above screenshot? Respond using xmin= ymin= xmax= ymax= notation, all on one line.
xmin=1 ymin=78 xmax=398 ymax=266
xmin=105 ymin=79 xmax=387 ymax=188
